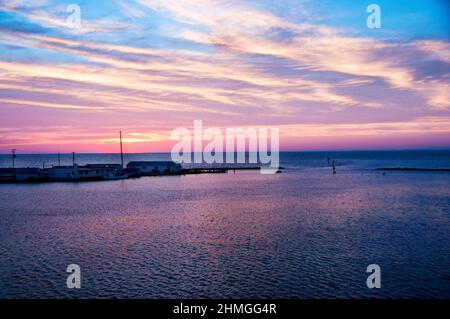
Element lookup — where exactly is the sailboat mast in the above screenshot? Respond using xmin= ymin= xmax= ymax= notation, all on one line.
xmin=120 ymin=131 xmax=124 ymax=168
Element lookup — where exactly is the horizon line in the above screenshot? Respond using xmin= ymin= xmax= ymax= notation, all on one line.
xmin=2 ymin=148 xmax=450 ymax=156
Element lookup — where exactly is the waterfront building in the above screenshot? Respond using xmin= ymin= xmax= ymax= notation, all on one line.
xmin=49 ymin=164 xmax=118 ymax=180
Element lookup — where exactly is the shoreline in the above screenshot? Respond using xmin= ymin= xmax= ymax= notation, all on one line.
xmin=376 ymin=168 xmax=450 ymax=172
xmin=0 ymin=166 xmax=267 ymax=184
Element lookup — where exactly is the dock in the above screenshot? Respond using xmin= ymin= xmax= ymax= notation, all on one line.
xmin=0 ymin=164 xmax=265 ymax=183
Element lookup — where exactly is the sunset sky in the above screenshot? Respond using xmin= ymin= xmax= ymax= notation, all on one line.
xmin=0 ymin=0 xmax=449 ymax=153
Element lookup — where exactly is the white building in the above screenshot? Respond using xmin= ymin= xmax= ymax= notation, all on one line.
xmin=48 ymin=165 xmax=78 ymax=180
xmin=49 ymin=164 xmax=119 ymax=180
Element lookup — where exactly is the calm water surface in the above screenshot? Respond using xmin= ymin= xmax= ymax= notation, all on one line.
xmin=0 ymin=151 xmax=449 ymax=298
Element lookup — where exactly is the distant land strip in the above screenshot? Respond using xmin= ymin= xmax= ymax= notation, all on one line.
xmin=376 ymin=168 xmax=450 ymax=172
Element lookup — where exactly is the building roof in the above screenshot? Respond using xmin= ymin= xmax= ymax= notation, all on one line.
xmin=84 ymin=164 xmax=122 ymax=168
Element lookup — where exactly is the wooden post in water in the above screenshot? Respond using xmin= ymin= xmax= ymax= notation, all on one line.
xmin=120 ymin=131 xmax=124 ymax=169
xmin=12 ymin=149 xmax=16 ymax=169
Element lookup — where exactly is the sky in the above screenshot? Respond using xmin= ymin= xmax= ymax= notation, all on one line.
xmin=0 ymin=0 xmax=449 ymax=153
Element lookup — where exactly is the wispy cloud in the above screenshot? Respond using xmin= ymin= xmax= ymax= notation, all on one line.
xmin=0 ymin=0 xmax=130 ymax=34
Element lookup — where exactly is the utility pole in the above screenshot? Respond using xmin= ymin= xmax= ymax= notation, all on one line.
xmin=72 ymin=152 xmax=75 ymax=167
xmin=12 ymin=149 xmax=16 ymax=169
xmin=120 ymin=131 xmax=124 ymax=169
